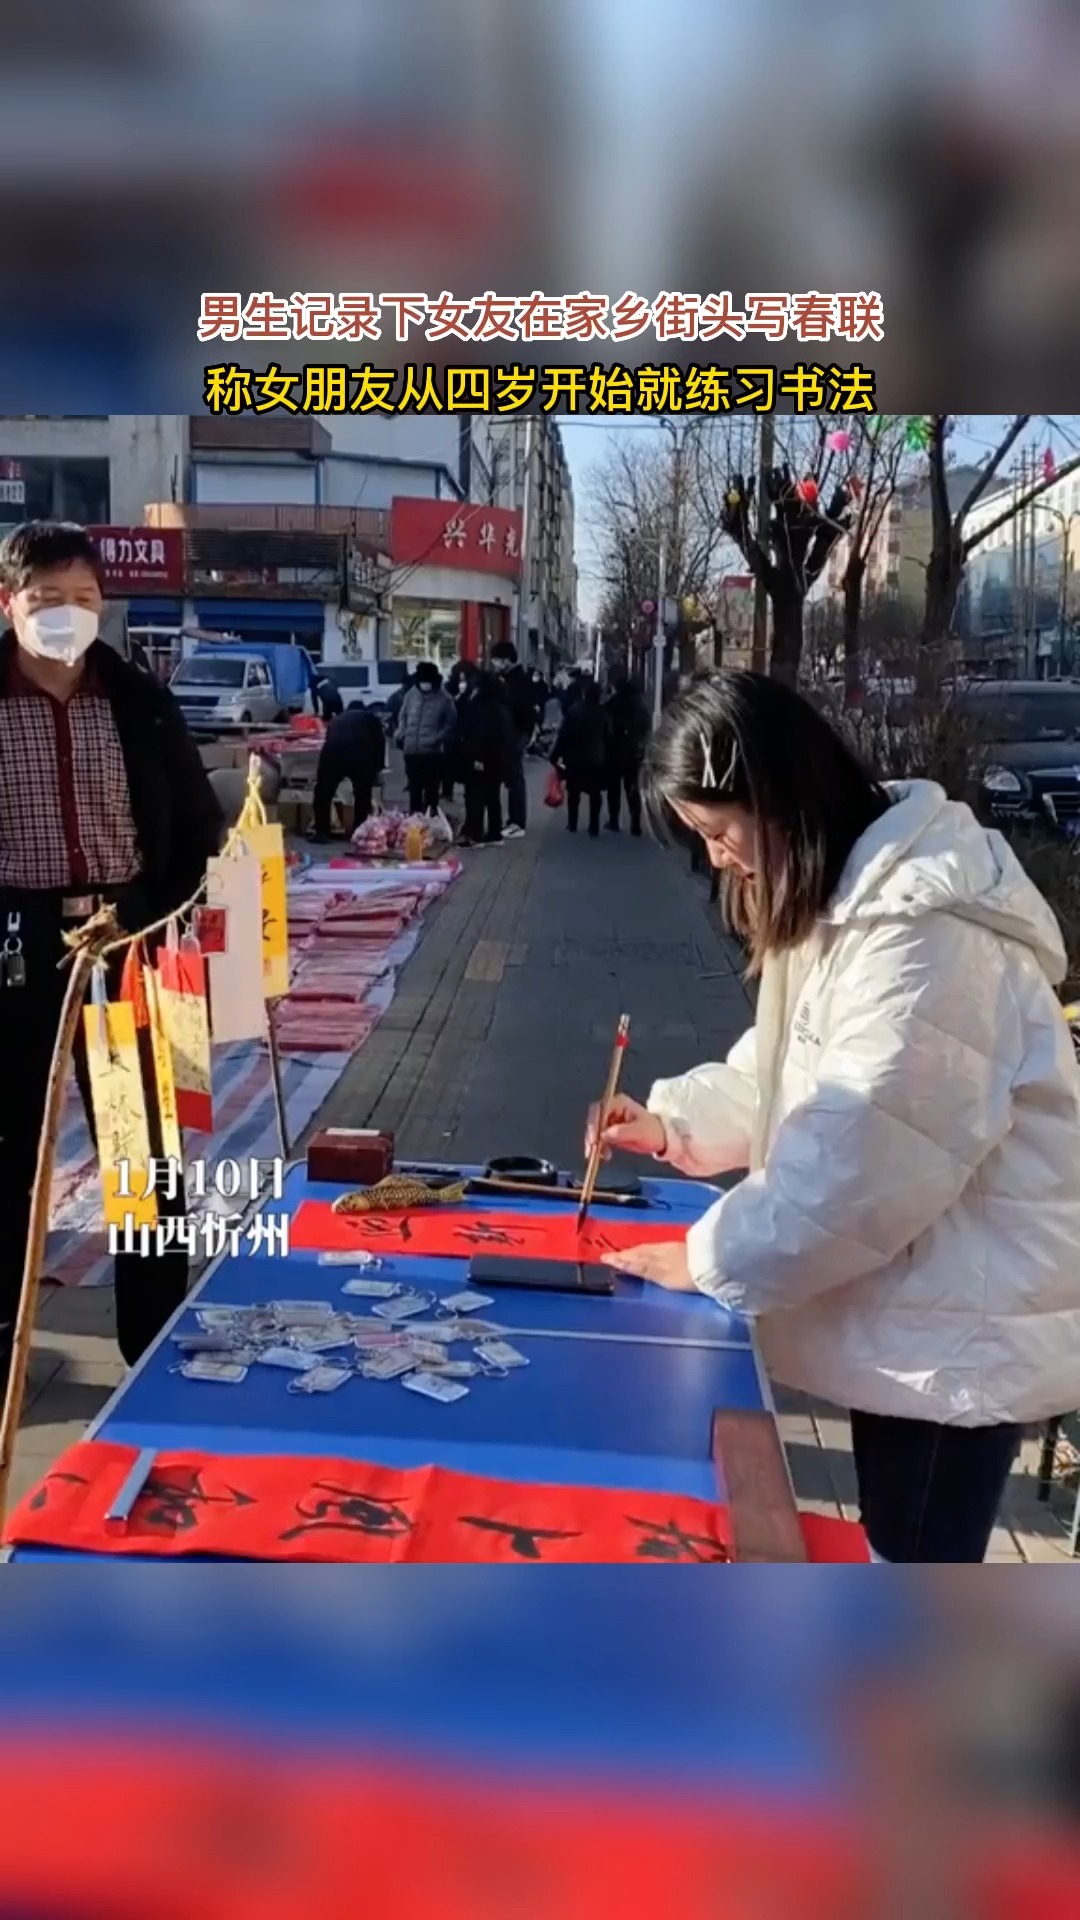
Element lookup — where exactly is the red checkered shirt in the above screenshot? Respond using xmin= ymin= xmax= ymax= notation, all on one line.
xmin=0 ymin=652 xmax=141 ymax=890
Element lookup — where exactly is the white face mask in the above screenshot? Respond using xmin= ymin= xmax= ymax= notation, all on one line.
xmin=20 ymin=604 xmax=99 ymax=668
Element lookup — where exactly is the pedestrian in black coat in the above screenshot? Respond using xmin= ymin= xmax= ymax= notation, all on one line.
xmin=551 ymin=681 xmax=609 ymax=836
xmin=458 ymin=671 xmax=515 ymax=846
xmin=603 ymin=675 xmax=650 ymax=834
xmin=490 ymin=639 xmax=534 ymax=836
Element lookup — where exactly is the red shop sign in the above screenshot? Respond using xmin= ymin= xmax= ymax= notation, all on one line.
xmin=87 ymin=525 xmax=184 ymax=595
xmin=389 ymin=497 xmax=523 ymax=580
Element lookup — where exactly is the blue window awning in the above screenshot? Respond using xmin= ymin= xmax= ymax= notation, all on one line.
xmin=194 ymin=599 xmax=324 ymax=631
xmin=127 ymin=598 xmax=184 ymax=622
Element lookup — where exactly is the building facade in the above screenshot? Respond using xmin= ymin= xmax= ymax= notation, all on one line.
xmin=0 ymin=414 xmax=567 ymax=677
xmin=960 ymin=461 xmax=1080 ymax=675
xmin=479 ymin=417 xmax=577 ymax=668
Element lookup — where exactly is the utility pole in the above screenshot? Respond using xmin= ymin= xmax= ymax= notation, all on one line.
xmin=652 ymin=530 xmax=666 ymax=727
xmin=667 ymin=421 xmax=685 ymax=676
xmin=1010 ymin=457 xmax=1021 ymax=663
xmin=1058 ymin=516 xmax=1069 ymax=679
xmin=1026 ymin=451 xmax=1038 ymax=676
xmin=752 ymin=414 xmax=774 ymax=673
xmin=516 ymin=414 xmax=536 ymax=664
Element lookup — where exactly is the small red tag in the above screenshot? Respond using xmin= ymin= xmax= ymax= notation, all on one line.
xmin=193 ymin=907 xmax=228 ymax=955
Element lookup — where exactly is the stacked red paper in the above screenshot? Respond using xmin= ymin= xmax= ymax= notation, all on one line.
xmin=293 ymin=951 xmax=390 ymax=979
xmin=287 ymin=976 xmax=372 ymax=1005
xmin=273 ymin=1004 xmax=379 ymax=1052
xmin=309 ymin=923 xmax=407 ymax=947
xmin=275 ymin=881 xmax=424 ymax=1051
xmin=322 ymin=892 xmax=420 ymax=922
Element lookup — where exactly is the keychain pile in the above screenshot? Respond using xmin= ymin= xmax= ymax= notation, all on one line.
xmin=169 ymin=1258 xmax=530 ymax=1403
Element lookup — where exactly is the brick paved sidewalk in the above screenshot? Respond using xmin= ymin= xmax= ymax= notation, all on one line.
xmin=11 ymin=758 xmax=1077 ymax=1558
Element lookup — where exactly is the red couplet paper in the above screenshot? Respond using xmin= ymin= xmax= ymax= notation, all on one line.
xmin=0 ymin=1741 xmax=1072 ymax=1920
xmin=4 ymin=1440 xmax=869 ymax=1563
xmin=156 ymin=941 xmax=214 ymax=1132
xmin=290 ymin=1201 xmax=688 ymax=1263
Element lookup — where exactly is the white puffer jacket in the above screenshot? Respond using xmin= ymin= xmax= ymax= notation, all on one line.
xmin=648 ymin=781 xmax=1080 ymax=1425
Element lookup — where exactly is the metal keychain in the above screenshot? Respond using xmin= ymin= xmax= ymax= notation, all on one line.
xmin=371 ymin=1291 xmax=436 ymax=1323
xmin=435 ymin=1290 xmax=495 ymax=1319
xmin=3 ymin=912 xmax=25 ymax=989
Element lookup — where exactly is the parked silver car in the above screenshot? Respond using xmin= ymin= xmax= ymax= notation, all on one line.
xmin=170 ymin=653 xmax=284 ymax=734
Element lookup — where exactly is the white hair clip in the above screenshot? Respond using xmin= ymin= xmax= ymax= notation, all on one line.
xmin=699 ymin=731 xmax=718 ymax=789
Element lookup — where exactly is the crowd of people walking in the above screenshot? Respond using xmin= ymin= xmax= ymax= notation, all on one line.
xmin=308 ymin=645 xmax=651 ymax=852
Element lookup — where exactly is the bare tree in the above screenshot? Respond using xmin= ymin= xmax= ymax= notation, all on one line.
xmin=832 ymin=419 xmax=915 ymax=703
xmin=587 ymin=422 xmax=731 ymax=661
xmin=696 ymin=420 xmax=854 ymax=685
xmin=921 ymin=415 xmax=1080 ymax=671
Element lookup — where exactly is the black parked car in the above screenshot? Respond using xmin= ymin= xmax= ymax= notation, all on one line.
xmin=965 ymin=681 xmax=1080 ymax=837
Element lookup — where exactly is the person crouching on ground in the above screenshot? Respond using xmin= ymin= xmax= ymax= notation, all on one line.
xmin=585 ymin=669 xmax=1080 ymax=1564
xmin=457 ymin=670 xmax=516 ymax=848
xmin=309 ymin=702 xmax=386 ymax=841
xmin=551 ymin=679 xmax=610 ymax=837
xmin=395 ymin=661 xmax=457 ymax=816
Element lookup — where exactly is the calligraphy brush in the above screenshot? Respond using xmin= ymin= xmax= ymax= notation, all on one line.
xmin=466 ymin=1176 xmax=646 ymax=1208
xmin=576 ymin=1013 xmax=630 ymax=1235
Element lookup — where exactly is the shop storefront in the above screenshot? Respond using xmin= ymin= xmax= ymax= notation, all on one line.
xmin=386 ymin=497 xmax=522 ymax=670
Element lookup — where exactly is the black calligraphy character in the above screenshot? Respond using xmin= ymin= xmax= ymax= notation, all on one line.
xmin=29 ymin=1469 xmax=89 ymax=1512
xmin=135 ymin=1465 xmax=257 ymax=1537
xmin=625 ymin=1516 xmax=731 ymax=1563
xmin=452 ymin=1223 xmax=527 ymax=1249
xmin=586 ymin=1230 xmax=618 ymax=1256
xmin=458 ymin=1515 xmax=582 ymax=1561
xmin=280 ymin=1480 xmax=413 ymax=1543
xmin=351 ymin=1215 xmax=405 ymax=1244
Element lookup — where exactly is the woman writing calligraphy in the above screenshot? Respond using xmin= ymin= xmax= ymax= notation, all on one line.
xmin=588 ymin=671 xmax=1080 ymax=1563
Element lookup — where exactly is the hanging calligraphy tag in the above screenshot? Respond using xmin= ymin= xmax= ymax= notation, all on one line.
xmin=81 ymin=1000 xmax=158 ymax=1232
xmin=191 ymin=906 xmax=228 ymax=956
xmin=204 ymin=850 xmax=267 ymax=1041
xmin=143 ymin=964 xmax=182 ymax=1164
xmin=156 ymin=938 xmax=214 ymax=1133
xmin=119 ymin=942 xmax=150 ymax=1031
xmin=237 ymin=821 xmax=289 ymax=1000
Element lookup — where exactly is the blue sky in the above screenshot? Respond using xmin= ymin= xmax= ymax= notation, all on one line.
xmin=562 ymin=415 xmax=1080 ymax=622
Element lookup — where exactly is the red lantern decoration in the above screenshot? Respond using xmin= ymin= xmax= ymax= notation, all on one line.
xmin=1043 ymin=448 xmax=1057 ymax=482
xmin=795 ymin=477 xmax=819 ymax=506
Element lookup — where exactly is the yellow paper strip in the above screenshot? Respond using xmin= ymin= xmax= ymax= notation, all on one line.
xmin=82 ymin=1000 xmax=158 ymax=1231
xmin=239 ymin=820 xmax=290 ymax=1000
xmin=144 ymin=964 xmax=182 ymax=1165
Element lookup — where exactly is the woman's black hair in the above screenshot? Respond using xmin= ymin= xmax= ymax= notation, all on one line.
xmin=643 ymin=670 xmax=889 ymax=972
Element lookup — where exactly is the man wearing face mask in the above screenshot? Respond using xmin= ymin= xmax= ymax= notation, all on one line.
xmin=0 ymin=521 xmax=224 ymax=1397
xmin=488 ymin=639 xmax=535 ymax=839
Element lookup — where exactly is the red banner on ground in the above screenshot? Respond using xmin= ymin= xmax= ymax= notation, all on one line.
xmin=290 ymin=1200 xmax=688 ymax=1263
xmin=0 ymin=1735 xmax=1074 ymax=1920
xmin=4 ymin=1440 xmax=869 ymax=1562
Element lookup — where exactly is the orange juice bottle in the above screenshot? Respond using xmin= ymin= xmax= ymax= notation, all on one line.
xmin=404 ymin=819 xmax=425 ymax=863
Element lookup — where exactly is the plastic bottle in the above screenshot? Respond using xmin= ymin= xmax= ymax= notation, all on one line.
xmin=404 ymin=819 xmax=426 ymax=864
